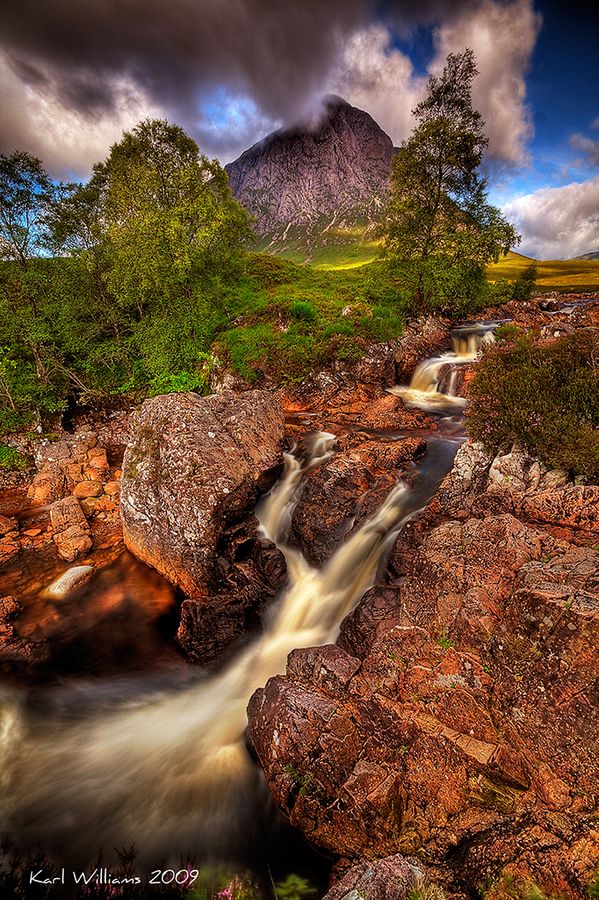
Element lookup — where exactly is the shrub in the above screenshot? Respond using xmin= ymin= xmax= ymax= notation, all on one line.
xmin=323 ymin=322 xmax=355 ymax=340
xmin=0 ymin=444 xmax=30 ymax=470
xmin=511 ymin=262 xmax=537 ymax=301
xmin=467 ymin=331 xmax=599 ymax=480
xmin=274 ymin=874 xmax=317 ymax=900
xmin=290 ymin=299 xmax=317 ymax=323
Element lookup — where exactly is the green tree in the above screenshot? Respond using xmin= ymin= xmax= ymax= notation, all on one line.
xmin=380 ymin=50 xmax=519 ymax=312
xmin=50 ymin=118 xmax=253 ymax=394
xmin=0 ymin=153 xmax=71 ymax=431
xmin=0 ymin=151 xmax=55 ymax=268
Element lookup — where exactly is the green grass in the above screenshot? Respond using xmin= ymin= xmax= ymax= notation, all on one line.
xmin=488 ymin=250 xmax=599 ymax=292
xmin=263 ymin=234 xmax=599 ymax=288
xmin=215 ymin=253 xmax=406 ymax=383
xmin=252 ymin=223 xmax=381 ymax=270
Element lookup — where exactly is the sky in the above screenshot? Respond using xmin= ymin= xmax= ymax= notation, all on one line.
xmin=1 ymin=0 xmax=598 ymax=259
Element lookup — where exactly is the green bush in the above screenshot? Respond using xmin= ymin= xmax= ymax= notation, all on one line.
xmin=290 ymin=299 xmax=317 ymax=322
xmin=274 ymin=874 xmax=317 ymax=900
xmin=0 ymin=443 xmax=30 ymax=470
xmin=467 ymin=331 xmax=599 ymax=480
xmin=511 ymin=262 xmax=537 ymax=301
xmin=323 ymin=322 xmax=355 ymax=339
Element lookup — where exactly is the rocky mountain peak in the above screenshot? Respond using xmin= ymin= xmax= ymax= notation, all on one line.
xmin=225 ymin=96 xmax=396 ymax=241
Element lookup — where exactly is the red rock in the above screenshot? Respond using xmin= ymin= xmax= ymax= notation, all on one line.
xmin=323 ymin=854 xmax=425 ymax=900
xmin=27 ymin=462 xmax=66 ymax=503
xmin=247 ymin=440 xmax=599 ymax=896
xmin=72 ymin=480 xmax=103 ymax=499
xmin=50 ymin=496 xmax=92 ymax=561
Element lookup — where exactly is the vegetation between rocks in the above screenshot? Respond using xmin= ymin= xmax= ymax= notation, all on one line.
xmin=467 ymin=330 xmax=599 ymax=480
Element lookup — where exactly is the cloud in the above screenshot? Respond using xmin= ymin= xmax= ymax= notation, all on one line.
xmin=0 ymin=0 xmax=540 ymax=175
xmin=0 ymin=52 xmax=164 ymax=178
xmin=503 ymin=175 xmax=599 ymax=259
xmin=432 ymin=0 xmax=542 ymax=164
xmin=329 ymin=0 xmax=540 ymax=162
xmin=0 ymin=0 xmax=372 ymax=174
xmin=570 ymin=126 xmax=599 ymax=168
xmin=328 ymin=25 xmax=427 ymax=147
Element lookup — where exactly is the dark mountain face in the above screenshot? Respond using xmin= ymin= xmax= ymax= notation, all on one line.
xmin=225 ymin=95 xmax=396 ymax=241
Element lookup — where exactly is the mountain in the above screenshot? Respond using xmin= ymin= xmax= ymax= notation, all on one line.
xmin=225 ymin=95 xmax=396 ymax=248
xmin=573 ymin=251 xmax=599 ymax=260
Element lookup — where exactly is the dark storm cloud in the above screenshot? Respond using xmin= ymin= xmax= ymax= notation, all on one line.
xmin=0 ymin=0 xmax=372 ymax=127
xmin=0 ymin=0 xmax=540 ymax=174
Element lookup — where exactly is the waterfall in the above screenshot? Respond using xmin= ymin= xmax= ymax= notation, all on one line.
xmin=1 ymin=432 xmax=419 ymax=865
xmin=389 ymin=324 xmax=495 ymax=413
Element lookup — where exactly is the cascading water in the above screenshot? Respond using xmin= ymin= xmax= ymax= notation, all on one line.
xmin=389 ymin=323 xmax=496 ymax=412
xmin=0 ymin=431 xmax=421 ymax=867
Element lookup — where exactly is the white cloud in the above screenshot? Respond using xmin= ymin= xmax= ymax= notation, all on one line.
xmin=328 ymin=25 xmax=426 ymax=145
xmin=432 ymin=0 xmax=542 ymax=164
xmin=570 ymin=130 xmax=599 ymax=167
xmin=503 ymin=175 xmax=599 ymax=259
xmin=329 ymin=1 xmax=540 ymax=164
xmin=0 ymin=52 xmax=164 ymax=179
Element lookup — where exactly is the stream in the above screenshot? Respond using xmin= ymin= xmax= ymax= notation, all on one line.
xmin=0 ymin=323 xmax=498 ymax=890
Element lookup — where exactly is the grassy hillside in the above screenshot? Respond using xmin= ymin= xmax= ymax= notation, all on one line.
xmin=488 ymin=250 xmax=599 ymax=291
xmin=265 ymin=236 xmax=599 ymax=288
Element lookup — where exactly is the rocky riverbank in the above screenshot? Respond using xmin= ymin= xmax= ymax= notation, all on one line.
xmin=0 ymin=291 xmax=597 ymax=898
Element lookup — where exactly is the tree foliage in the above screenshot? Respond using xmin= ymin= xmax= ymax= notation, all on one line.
xmin=0 ymin=120 xmax=252 ymax=433
xmin=381 ymin=50 xmax=519 ymax=311
xmin=0 ymin=151 xmax=55 ymax=268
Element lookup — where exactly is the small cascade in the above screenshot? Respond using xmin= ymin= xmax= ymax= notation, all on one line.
xmin=258 ymin=431 xmax=336 ymax=543
xmin=389 ymin=322 xmax=496 ymax=413
xmin=1 ymin=432 xmax=420 ymax=866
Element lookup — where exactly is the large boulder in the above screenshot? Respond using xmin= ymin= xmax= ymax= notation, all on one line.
xmin=120 ymin=391 xmax=287 ymax=660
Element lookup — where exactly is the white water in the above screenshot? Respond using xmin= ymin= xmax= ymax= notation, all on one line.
xmin=1 ymin=431 xmax=419 ymax=864
xmin=389 ymin=327 xmax=495 ymax=412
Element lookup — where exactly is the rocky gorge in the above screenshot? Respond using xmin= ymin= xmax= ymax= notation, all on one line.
xmin=0 ymin=292 xmax=597 ymax=899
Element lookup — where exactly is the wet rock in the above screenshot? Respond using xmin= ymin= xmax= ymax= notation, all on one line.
xmin=291 ymin=437 xmax=425 ymax=567
xmin=354 ymin=342 xmax=401 ymax=387
xmin=323 ymin=854 xmax=425 ymax=900
xmin=0 ymin=595 xmax=31 ymax=660
xmin=44 ymin=565 xmax=95 ymax=599
xmin=177 ymin=517 xmax=286 ymax=662
xmin=50 ymin=496 xmax=92 ymax=561
xmin=0 ymin=514 xmax=19 ymax=565
xmin=394 ymin=317 xmax=451 ymax=383
xmin=248 ymin=441 xmax=599 ymax=896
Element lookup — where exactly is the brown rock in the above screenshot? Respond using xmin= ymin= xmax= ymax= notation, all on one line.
xmin=104 ymin=481 xmax=119 ymax=496
xmin=86 ymin=447 xmax=109 ymax=472
xmin=0 ymin=514 xmax=17 ymax=536
xmin=291 ymin=437 xmax=426 ymax=566
xmin=120 ymin=391 xmax=287 ymax=660
xmin=323 ymin=854 xmax=425 ymax=900
xmin=27 ymin=462 xmax=67 ymax=504
xmin=121 ymin=390 xmax=285 ymax=598
xmin=247 ymin=441 xmax=599 ymax=896
xmin=72 ymin=480 xmax=103 ymax=499
xmin=50 ymin=496 xmax=92 ymax=562
xmin=0 ymin=595 xmax=31 ymax=660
